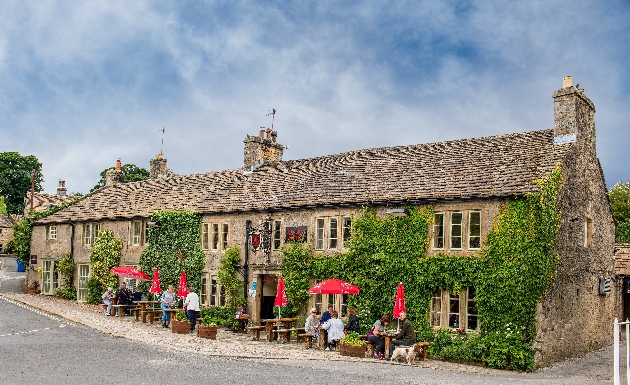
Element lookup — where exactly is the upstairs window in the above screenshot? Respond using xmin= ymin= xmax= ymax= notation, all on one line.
xmin=450 ymin=212 xmax=463 ymax=249
xmin=315 ymin=218 xmax=325 ymax=250
xmin=46 ymin=225 xmax=57 ymax=240
xmin=315 ymin=216 xmax=351 ymax=251
xmin=272 ymin=220 xmax=282 ymax=250
xmin=468 ymin=211 xmax=481 ymax=249
xmin=431 ymin=210 xmax=482 ymax=252
xmin=328 ymin=217 xmax=338 ymax=250
xmin=205 ymin=222 xmax=229 ymax=252
xmin=342 ymin=217 xmax=352 ymax=248
xmin=432 ymin=213 xmax=444 ymax=249
xmin=82 ymin=223 xmax=100 ymax=246
xmin=201 ymin=223 xmax=209 ymax=250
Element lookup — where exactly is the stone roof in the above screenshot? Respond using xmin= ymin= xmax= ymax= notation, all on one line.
xmin=35 ymin=129 xmax=570 ymax=224
xmin=24 ymin=192 xmax=76 ymax=217
xmin=0 ymin=215 xmax=12 ymax=228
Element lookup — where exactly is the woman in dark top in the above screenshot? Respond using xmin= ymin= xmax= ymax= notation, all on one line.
xmin=367 ymin=314 xmax=391 ymax=359
xmin=346 ymin=307 xmax=360 ymax=333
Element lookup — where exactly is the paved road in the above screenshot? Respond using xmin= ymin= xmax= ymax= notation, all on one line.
xmin=0 ymin=257 xmax=25 ymax=293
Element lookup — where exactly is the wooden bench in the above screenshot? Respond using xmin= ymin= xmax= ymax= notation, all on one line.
xmin=247 ymin=326 xmax=266 ymax=341
xmin=415 ymin=342 xmax=432 ymax=360
xmin=273 ymin=329 xmax=291 ymax=343
xmin=297 ymin=333 xmax=314 ymax=347
xmin=112 ymin=304 xmax=139 ymax=317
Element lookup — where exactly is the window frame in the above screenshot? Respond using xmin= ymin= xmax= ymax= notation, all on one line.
xmin=342 ymin=216 xmax=352 ymax=248
xmin=328 ymin=217 xmax=338 ymax=250
xmin=201 ymin=223 xmax=209 ymax=250
xmin=272 ymin=220 xmax=282 ymax=250
xmin=77 ymin=264 xmax=90 ymax=301
xmin=46 ymin=225 xmax=57 ymax=240
xmin=432 ymin=213 xmax=445 ymax=250
xmin=82 ymin=223 xmax=100 ymax=246
xmin=450 ymin=212 xmax=463 ymax=250
xmin=211 ymin=223 xmax=220 ymax=251
xmin=431 ymin=289 xmax=442 ymax=327
xmin=468 ymin=211 xmax=481 ymax=250
xmin=315 ymin=218 xmax=325 ymax=250
xmin=131 ymin=221 xmax=143 ymax=246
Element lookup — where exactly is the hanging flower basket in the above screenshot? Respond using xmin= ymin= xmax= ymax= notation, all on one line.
xmin=171 ymin=320 xmax=190 ymax=334
xmin=339 ymin=343 xmax=367 ymax=358
xmin=197 ymin=325 xmax=218 ymax=339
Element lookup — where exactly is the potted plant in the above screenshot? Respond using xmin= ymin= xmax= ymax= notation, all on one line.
xmin=338 ymin=332 xmax=367 ymax=358
xmin=197 ymin=316 xmax=219 ymax=339
xmin=170 ymin=311 xmax=190 ymax=334
xmin=25 ymin=280 xmax=40 ymax=295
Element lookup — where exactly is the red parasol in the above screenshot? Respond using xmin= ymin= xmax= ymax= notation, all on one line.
xmin=149 ymin=269 xmax=161 ymax=295
xmin=109 ymin=266 xmax=150 ymax=281
xmin=307 ymin=278 xmax=360 ymax=295
xmin=393 ymin=282 xmax=406 ymax=318
xmin=274 ymin=277 xmax=288 ymax=307
xmin=177 ymin=271 xmax=188 ymax=298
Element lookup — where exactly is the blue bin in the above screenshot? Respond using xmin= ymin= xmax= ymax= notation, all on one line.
xmin=16 ymin=260 xmax=25 ymax=272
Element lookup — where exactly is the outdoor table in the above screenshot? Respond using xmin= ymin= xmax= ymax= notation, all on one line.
xmin=383 ymin=331 xmax=398 ymax=359
xmin=260 ymin=318 xmax=300 ymax=342
xmin=164 ymin=308 xmax=185 ymax=323
xmin=136 ymin=301 xmax=160 ymax=323
xmin=233 ymin=316 xmax=249 ymax=332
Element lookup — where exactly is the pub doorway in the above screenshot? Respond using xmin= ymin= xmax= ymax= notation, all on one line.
xmin=260 ymin=274 xmax=278 ymax=320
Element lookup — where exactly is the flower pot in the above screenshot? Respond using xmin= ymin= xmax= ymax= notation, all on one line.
xmin=339 ymin=343 xmax=367 ymax=358
xmin=171 ymin=320 xmax=191 ymax=334
xmin=197 ymin=325 xmax=218 ymax=339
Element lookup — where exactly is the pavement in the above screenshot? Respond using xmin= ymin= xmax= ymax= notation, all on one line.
xmin=0 ymin=256 xmax=624 ymax=384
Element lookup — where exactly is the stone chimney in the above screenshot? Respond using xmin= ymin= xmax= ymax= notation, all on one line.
xmin=56 ymin=180 xmax=67 ymax=197
xmin=105 ymin=159 xmax=125 ymax=187
xmin=150 ymin=154 xmax=169 ymax=179
xmin=552 ymin=76 xmax=596 ymax=153
xmin=243 ymin=130 xmax=284 ymax=171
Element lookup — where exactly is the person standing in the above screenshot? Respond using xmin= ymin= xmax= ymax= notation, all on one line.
xmin=102 ymin=287 xmax=114 ymax=316
xmin=184 ymin=287 xmax=200 ymax=334
xmin=388 ymin=311 xmax=415 ymax=359
xmin=160 ymin=285 xmax=175 ymax=328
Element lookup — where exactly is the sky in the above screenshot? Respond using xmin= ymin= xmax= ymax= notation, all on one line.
xmin=1 ymin=1 xmax=628 ymax=194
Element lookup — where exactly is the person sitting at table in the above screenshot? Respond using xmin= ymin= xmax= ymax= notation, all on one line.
xmin=304 ymin=307 xmax=320 ymax=348
xmin=115 ymin=282 xmax=132 ymax=315
xmin=132 ymin=286 xmax=143 ymax=303
xmin=102 ymin=287 xmax=114 ymax=316
xmin=184 ymin=287 xmax=200 ymax=334
xmin=160 ymin=285 xmax=176 ymax=329
xmin=321 ymin=310 xmax=345 ymax=351
xmin=388 ymin=311 xmax=415 ymax=359
xmin=368 ymin=314 xmax=391 ymax=360
xmin=346 ymin=307 xmax=360 ymax=334
xmin=319 ymin=304 xmax=333 ymax=325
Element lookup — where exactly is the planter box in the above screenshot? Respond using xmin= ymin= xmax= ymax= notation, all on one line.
xmin=171 ymin=320 xmax=191 ymax=334
xmin=339 ymin=344 xmax=367 ymax=358
xmin=197 ymin=325 xmax=218 ymax=340
xmin=26 ymin=290 xmax=40 ymax=295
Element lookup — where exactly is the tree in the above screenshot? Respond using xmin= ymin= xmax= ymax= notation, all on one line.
xmin=610 ymin=181 xmax=630 ymax=242
xmin=90 ymin=163 xmax=150 ymax=192
xmin=0 ymin=152 xmax=43 ymax=215
xmin=0 ymin=196 xmax=7 ymax=217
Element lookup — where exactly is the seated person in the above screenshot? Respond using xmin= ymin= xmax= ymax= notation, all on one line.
xmin=319 ymin=304 xmax=333 ymax=325
xmin=132 ymin=287 xmax=143 ymax=303
xmin=346 ymin=307 xmax=360 ymax=334
xmin=304 ymin=307 xmax=320 ymax=347
xmin=388 ymin=311 xmax=415 ymax=358
xmin=115 ymin=282 xmax=132 ymax=315
xmin=102 ymin=287 xmax=115 ymax=316
xmin=368 ymin=314 xmax=391 ymax=359
xmin=321 ymin=310 xmax=345 ymax=351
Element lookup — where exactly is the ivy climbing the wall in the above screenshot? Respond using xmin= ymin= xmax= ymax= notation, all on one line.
xmin=54 ymin=253 xmax=77 ymax=300
xmin=218 ymin=246 xmax=244 ymax=308
xmin=282 ymin=166 xmax=563 ymax=371
xmin=85 ymin=230 xmax=122 ymax=304
xmin=139 ymin=211 xmax=205 ymax=295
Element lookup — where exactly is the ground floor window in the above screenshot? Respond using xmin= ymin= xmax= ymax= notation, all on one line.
xmin=309 ymin=292 xmax=349 ymax=317
xmin=41 ymin=260 xmax=59 ymax=295
xmin=77 ymin=264 xmax=90 ymax=301
xmin=430 ymin=286 xmax=478 ymax=330
xmin=209 ymin=275 xmax=225 ymax=307
xmin=200 ymin=275 xmax=208 ymax=305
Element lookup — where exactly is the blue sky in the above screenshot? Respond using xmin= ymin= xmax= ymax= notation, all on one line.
xmin=1 ymin=1 xmax=628 ymax=194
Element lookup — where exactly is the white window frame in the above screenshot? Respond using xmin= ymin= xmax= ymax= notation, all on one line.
xmin=449 ymin=212 xmax=463 ymax=250
xmin=201 ymin=223 xmax=209 ymax=250
xmin=328 ymin=217 xmax=339 ymax=250
xmin=200 ymin=274 xmax=208 ymax=306
xmin=46 ymin=225 xmax=57 ymax=240
xmin=82 ymin=223 xmax=100 ymax=246
xmin=466 ymin=286 xmax=479 ymax=331
xmin=41 ymin=259 xmax=59 ymax=295
xmin=211 ymin=223 xmax=220 ymax=251
xmin=468 ymin=211 xmax=481 ymax=250
xmin=272 ymin=220 xmax=282 ymax=250
xmin=431 ymin=289 xmax=442 ymax=327
xmin=315 ymin=218 xmax=325 ymax=250
xmin=432 ymin=213 xmax=444 ymax=250
xmin=221 ymin=223 xmax=229 ymax=251
xmin=131 ymin=221 xmax=143 ymax=246
xmin=124 ymin=264 xmax=139 ymax=291
xmin=77 ymin=264 xmax=90 ymax=301
xmin=431 ymin=287 xmax=478 ymax=330
xmin=342 ymin=216 xmax=352 ymax=248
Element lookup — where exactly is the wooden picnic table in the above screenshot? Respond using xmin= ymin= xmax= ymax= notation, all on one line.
xmin=135 ymin=301 xmax=161 ymax=323
xmin=383 ymin=331 xmax=398 ymax=359
xmin=233 ymin=316 xmax=249 ymax=332
xmin=260 ymin=318 xmax=300 ymax=342
xmin=164 ymin=308 xmax=185 ymax=323
xmin=112 ymin=303 xmax=139 ymax=317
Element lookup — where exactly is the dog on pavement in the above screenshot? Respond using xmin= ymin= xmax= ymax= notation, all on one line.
xmin=391 ymin=343 xmax=424 ymax=364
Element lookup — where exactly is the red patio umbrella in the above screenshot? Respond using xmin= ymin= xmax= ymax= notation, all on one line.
xmin=274 ymin=276 xmax=288 ymax=319
xmin=307 ymin=278 xmax=360 ymax=295
xmin=109 ymin=266 xmax=150 ymax=281
xmin=149 ymin=269 xmax=161 ymax=295
xmin=393 ymin=282 xmax=406 ymax=330
xmin=177 ymin=271 xmax=188 ymax=298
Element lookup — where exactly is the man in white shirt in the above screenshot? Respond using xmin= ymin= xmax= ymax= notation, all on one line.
xmin=184 ymin=287 xmax=200 ymax=334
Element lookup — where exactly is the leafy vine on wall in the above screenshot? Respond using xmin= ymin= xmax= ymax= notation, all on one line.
xmin=281 ymin=166 xmax=563 ymax=371
xmin=138 ymin=211 xmax=206 ymax=295
xmin=218 ymin=246 xmax=244 ymax=308
xmin=85 ymin=230 xmax=122 ymax=304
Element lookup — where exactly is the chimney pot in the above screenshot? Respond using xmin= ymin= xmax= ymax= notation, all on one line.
xmin=271 ymin=131 xmax=278 ymax=143
xmin=563 ymin=76 xmax=572 ymax=88
xmin=259 ymin=129 xmax=265 ymax=138
xmin=57 ymin=180 xmax=67 ymax=197
xmin=116 ymin=159 xmax=122 ymax=171
xmin=265 ymin=128 xmax=272 ymax=140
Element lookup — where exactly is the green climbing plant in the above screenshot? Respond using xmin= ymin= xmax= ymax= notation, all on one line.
xmin=85 ymin=230 xmax=122 ymax=304
xmin=281 ymin=166 xmax=563 ymax=371
xmin=138 ymin=211 xmax=205 ymax=295
xmin=218 ymin=246 xmax=244 ymax=308
xmin=54 ymin=253 xmax=77 ymax=300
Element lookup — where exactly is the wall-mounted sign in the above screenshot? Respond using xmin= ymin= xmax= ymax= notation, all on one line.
xmin=30 ymin=255 xmax=37 ymax=265
xmin=285 ymin=226 xmax=307 ymax=243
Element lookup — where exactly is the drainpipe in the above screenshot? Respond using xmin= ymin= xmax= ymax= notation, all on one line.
xmin=243 ymin=220 xmax=250 ymax=299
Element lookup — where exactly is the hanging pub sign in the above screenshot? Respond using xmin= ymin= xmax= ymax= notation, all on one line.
xmin=250 ymin=231 xmax=261 ymax=251
xmin=285 ymin=226 xmax=307 ymax=243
